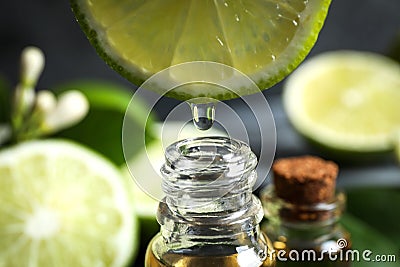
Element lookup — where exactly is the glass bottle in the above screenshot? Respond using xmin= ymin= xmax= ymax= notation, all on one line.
xmin=261 ymin=156 xmax=351 ymax=267
xmin=145 ymin=136 xmax=276 ymax=267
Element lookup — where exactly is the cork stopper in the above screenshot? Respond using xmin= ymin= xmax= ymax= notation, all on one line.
xmin=273 ymin=155 xmax=338 ymax=205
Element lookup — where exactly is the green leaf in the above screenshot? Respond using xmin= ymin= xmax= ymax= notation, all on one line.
xmin=345 ymin=187 xmax=400 ymax=248
xmin=341 ymin=213 xmax=399 ymax=267
xmin=54 ymin=80 xmax=157 ymax=166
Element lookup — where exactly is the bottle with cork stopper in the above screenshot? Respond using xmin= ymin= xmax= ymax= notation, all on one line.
xmin=261 ymin=155 xmax=351 ymax=266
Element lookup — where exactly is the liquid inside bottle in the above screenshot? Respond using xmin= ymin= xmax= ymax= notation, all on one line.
xmin=146 ymin=241 xmax=275 ymax=267
xmin=145 ymin=137 xmax=276 ymax=267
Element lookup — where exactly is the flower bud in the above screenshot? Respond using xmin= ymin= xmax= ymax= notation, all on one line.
xmin=20 ymin=46 xmax=45 ymax=88
xmin=43 ymin=90 xmax=89 ymax=133
xmin=36 ymin=90 xmax=57 ymax=115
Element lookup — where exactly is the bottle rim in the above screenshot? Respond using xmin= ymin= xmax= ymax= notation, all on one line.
xmin=163 ymin=136 xmax=257 ymax=174
xmin=160 ymin=136 xmax=258 ymax=210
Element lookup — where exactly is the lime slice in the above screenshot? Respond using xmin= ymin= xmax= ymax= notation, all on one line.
xmin=70 ymin=0 xmax=331 ymax=100
xmin=0 ymin=140 xmax=137 ymax=266
xmin=121 ymin=142 xmax=160 ymax=220
xmin=55 ymin=80 xmax=156 ymax=165
xmin=283 ymin=50 xmax=400 ymax=153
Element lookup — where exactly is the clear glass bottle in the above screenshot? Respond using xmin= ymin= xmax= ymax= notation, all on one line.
xmin=260 ymin=156 xmax=351 ymax=267
xmin=145 ymin=137 xmax=276 ymax=267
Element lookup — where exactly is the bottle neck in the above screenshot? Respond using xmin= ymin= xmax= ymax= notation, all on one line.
xmin=262 ymin=185 xmax=346 ymax=243
xmin=157 ymin=196 xmax=264 ymax=244
xmin=158 ymin=137 xmax=263 ymax=243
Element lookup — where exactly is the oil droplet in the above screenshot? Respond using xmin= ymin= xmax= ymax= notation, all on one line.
xmin=188 ymin=101 xmax=216 ymax=131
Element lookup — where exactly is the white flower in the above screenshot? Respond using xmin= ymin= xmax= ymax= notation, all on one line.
xmin=20 ymin=46 xmax=45 ymax=88
xmin=43 ymin=90 xmax=89 ymax=133
xmin=36 ymin=90 xmax=57 ymax=114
